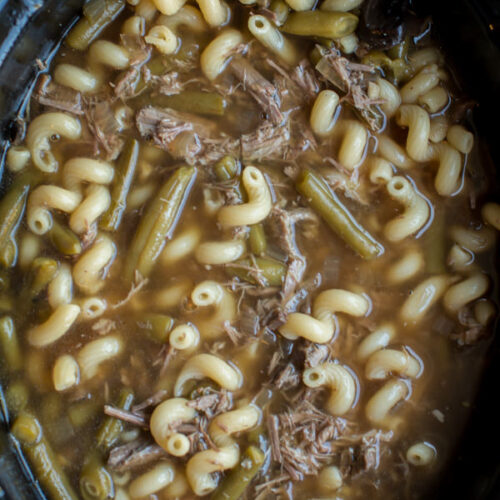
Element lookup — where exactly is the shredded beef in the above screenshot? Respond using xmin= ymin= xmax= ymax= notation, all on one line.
xmin=108 ymin=439 xmax=167 ymax=472
xmin=114 ymin=68 xmax=140 ymax=99
xmin=34 ymin=75 xmax=83 ymax=115
xmin=120 ymin=34 xmax=151 ymax=66
xmin=241 ymin=120 xmax=290 ymax=161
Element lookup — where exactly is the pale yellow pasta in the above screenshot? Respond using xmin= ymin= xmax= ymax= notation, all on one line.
xmin=126 ymin=183 xmax=155 ymax=211
xmin=163 ymin=469 xmax=189 ymax=498
xmin=418 ymin=86 xmax=448 ymax=114
xmin=27 ymin=186 xmax=82 ymax=234
xmin=114 ymin=105 xmax=134 ymax=132
xmin=338 ymin=120 xmax=368 ymax=169
xmin=357 ymin=323 xmax=396 ymax=362
xmin=400 ymin=65 xmax=440 ymax=104
xmin=69 ymin=185 xmax=111 ymax=235
xmin=77 ymin=334 xmax=123 ymax=380
xmin=114 ymin=489 xmax=129 ymax=500
xmin=150 ymin=398 xmax=196 ymax=456
xmin=121 ymin=15 xmax=146 ymax=36
xmin=78 ymin=297 xmax=107 ymax=320
xmin=63 ymin=157 xmax=114 ymax=193
xmin=6 ymin=146 xmax=30 ymax=172
xmin=174 ymin=353 xmax=242 ymax=396
xmin=365 ymin=378 xmax=409 ymax=429
xmin=429 ymin=115 xmax=448 ymax=143
xmin=201 ymin=29 xmax=244 ymax=81
xmin=406 ymin=442 xmax=436 ymax=466
xmin=152 ymin=0 xmax=186 ymax=15
xmin=365 ymin=348 xmax=420 ymax=380
xmin=387 ymin=247 xmax=425 ymax=284
xmin=186 ymin=405 xmax=260 ymax=495
xmin=320 ymin=0 xmax=363 ymax=10
xmin=28 ymin=303 xmax=80 ymax=347
xmin=409 ymin=48 xmax=443 ymax=72
xmin=169 ymin=324 xmax=200 ymax=350
xmin=26 ymin=112 xmax=81 ymax=172
xmin=337 ymin=33 xmax=358 ymax=54
xmin=285 ymin=0 xmax=315 ymax=10
xmin=319 ymin=465 xmax=343 ymax=491
xmin=139 ymin=278 xmax=193 ymax=311
xmin=18 ymin=233 xmax=41 ymax=270
xmin=73 ymin=235 xmax=116 ymax=295
xmin=191 ymin=280 xmax=236 ymax=338
xmin=442 ymin=272 xmax=489 ymax=314
xmin=54 ymin=64 xmax=99 ymax=93
xmin=195 ymin=239 xmax=246 ymax=265
xmin=302 ymin=362 xmax=356 ymax=416
xmin=377 ymin=135 xmax=416 ymax=169
xmin=158 ymin=5 xmax=207 ymax=33
xmin=145 ymin=25 xmax=178 ymax=54
xmin=53 ymin=354 xmax=80 ymax=391
xmin=446 ymin=124 xmax=474 ymax=154
xmin=447 ymin=244 xmax=475 ymax=272
xmin=369 ymin=157 xmax=393 ymax=185
xmin=310 ymin=90 xmax=340 ymax=137
xmin=218 ymin=166 xmax=272 ymax=226
xmin=48 ymin=263 xmax=73 ymax=309
xmin=384 ymin=176 xmax=430 ymax=242
xmin=197 ymin=0 xmax=229 ymax=27
xmin=400 ymin=275 xmax=457 ymax=324
xmin=474 ymin=299 xmax=496 ymax=326
xmin=450 ymin=225 xmax=496 ymax=253
xmin=135 ymin=0 xmax=157 ymax=20
xmin=279 ymin=289 xmax=370 ymax=343
xmin=89 ymin=40 xmax=130 ymax=70
xmin=482 ymin=202 xmax=500 ymax=231
xmin=396 ymin=105 xmax=432 ymax=162
xmin=432 ymin=142 xmax=463 ymax=196
xmin=129 ymin=461 xmax=175 ymax=499
xmin=160 ymin=226 xmax=202 ymax=266
xmin=376 ymin=77 xmax=401 ymax=117
xmin=248 ymin=15 xmax=299 ymax=66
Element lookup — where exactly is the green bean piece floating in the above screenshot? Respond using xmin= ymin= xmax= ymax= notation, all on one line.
xmin=136 ymin=313 xmax=175 ymax=343
xmin=0 ymin=316 xmax=22 ymax=371
xmin=11 ymin=412 xmax=79 ymax=500
xmin=49 ymin=220 xmax=82 ymax=256
xmin=249 ymin=224 xmax=267 ymax=256
xmin=5 ymin=381 xmax=29 ymax=417
xmin=211 ymin=445 xmax=265 ymax=500
xmin=282 ymin=11 xmax=358 ymax=39
xmin=215 ymin=156 xmax=239 ymax=181
xmin=96 ymin=388 xmax=134 ymax=451
xmin=28 ymin=257 xmax=59 ymax=299
xmin=226 ymin=257 xmax=286 ymax=287
xmin=124 ymin=165 xmax=197 ymax=281
xmin=296 ymin=170 xmax=383 ymax=259
xmin=0 ymin=239 xmax=17 ymax=268
xmin=100 ymin=139 xmax=139 ymax=232
xmin=80 ymin=452 xmax=114 ymax=500
xmin=66 ymin=0 xmax=125 ymax=50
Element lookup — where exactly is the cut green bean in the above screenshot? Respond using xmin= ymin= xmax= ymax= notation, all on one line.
xmin=215 ymin=156 xmax=239 ymax=181
xmin=80 ymin=452 xmax=114 ymax=500
xmin=249 ymin=224 xmax=267 ymax=256
xmin=211 ymin=445 xmax=265 ymax=500
xmin=424 ymin=209 xmax=446 ymax=274
xmin=270 ymin=0 xmax=290 ymax=25
xmin=96 ymin=388 xmax=134 ymax=451
xmin=5 ymin=381 xmax=29 ymax=417
xmin=66 ymin=0 xmax=125 ymax=50
xmin=282 ymin=11 xmax=358 ymax=39
xmin=296 ymin=169 xmax=383 ymax=259
xmin=11 ymin=412 xmax=79 ymax=500
xmin=28 ymin=257 xmax=59 ymax=299
xmin=124 ymin=166 xmax=197 ymax=281
xmin=0 ymin=316 xmax=22 ymax=371
xmin=226 ymin=257 xmax=286 ymax=287
xmin=68 ymin=400 xmax=100 ymax=429
xmin=0 ymin=239 xmax=16 ymax=268
xmin=100 ymin=139 xmax=139 ymax=232
xmin=136 ymin=313 xmax=175 ymax=343
xmin=49 ymin=220 xmax=82 ymax=256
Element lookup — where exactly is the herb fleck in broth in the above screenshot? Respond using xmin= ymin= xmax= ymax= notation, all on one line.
xmin=0 ymin=0 xmax=498 ymax=499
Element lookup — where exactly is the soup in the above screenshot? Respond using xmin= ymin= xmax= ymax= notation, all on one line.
xmin=0 ymin=0 xmax=498 ymax=499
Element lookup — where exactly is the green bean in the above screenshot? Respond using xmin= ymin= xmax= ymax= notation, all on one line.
xmin=424 ymin=209 xmax=446 ymax=274
xmin=96 ymin=388 xmax=134 ymax=451
xmin=0 ymin=238 xmax=16 ymax=268
xmin=66 ymin=0 xmax=125 ymax=51
xmin=296 ymin=169 xmax=383 ymax=260
xmin=215 ymin=156 xmax=239 ymax=181
xmin=28 ymin=257 xmax=59 ymax=299
xmin=49 ymin=220 xmax=82 ymax=255
xmin=80 ymin=452 xmax=114 ymax=500
xmin=270 ymin=0 xmax=290 ymax=25
xmin=0 ymin=316 xmax=22 ymax=371
xmin=68 ymin=400 xmax=100 ymax=429
xmin=388 ymin=37 xmax=410 ymax=60
xmin=362 ymin=51 xmax=412 ymax=84
xmin=282 ymin=11 xmax=358 ymax=39
xmin=11 ymin=412 xmax=79 ymax=500
xmin=211 ymin=445 xmax=265 ymax=500
xmin=5 ymin=381 xmax=29 ymax=417
xmin=40 ymin=393 xmax=75 ymax=447
xmin=136 ymin=313 xmax=175 ymax=343
xmin=124 ymin=166 xmax=197 ymax=281
xmin=249 ymin=224 xmax=267 ymax=256
xmin=226 ymin=257 xmax=286 ymax=287
xmin=100 ymin=139 xmax=139 ymax=232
